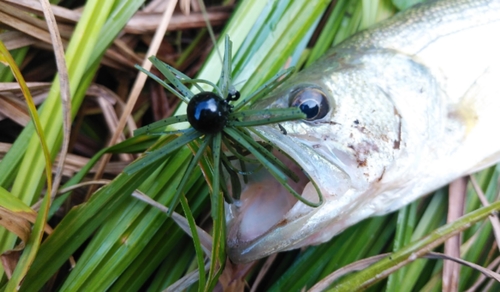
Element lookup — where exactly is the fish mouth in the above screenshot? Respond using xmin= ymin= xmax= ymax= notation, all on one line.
xmin=226 ymin=125 xmax=353 ymax=263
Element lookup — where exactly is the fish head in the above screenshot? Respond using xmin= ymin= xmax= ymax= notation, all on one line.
xmin=227 ymin=51 xmax=403 ymax=263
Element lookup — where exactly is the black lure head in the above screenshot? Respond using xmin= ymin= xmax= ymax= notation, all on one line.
xmin=187 ymin=91 xmax=233 ymax=134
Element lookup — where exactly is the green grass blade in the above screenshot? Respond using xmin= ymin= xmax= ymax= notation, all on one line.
xmin=124 ymin=128 xmax=201 ymax=174
xmin=0 ymin=40 xmax=53 ymax=290
xmin=0 ymin=48 xmax=28 ymax=82
xmin=392 ymin=0 xmax=425 ymax=10
xmin=179 ymin=194 xmax=206 ymax=291
xmin=401 ymin=190 xmax=447 ymax=290
xmin=219 ymin=35 xmax=232 ymax=97
xmin=386 ymin=202 xmax=418 ymax=291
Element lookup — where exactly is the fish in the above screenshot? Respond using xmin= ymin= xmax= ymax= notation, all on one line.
xmin=226 ymin=0 xmax=500 ymax=263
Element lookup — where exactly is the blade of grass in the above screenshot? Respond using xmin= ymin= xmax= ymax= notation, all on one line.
xmin=394 ymin=190 xmax=447 ymax=290
xmin=386 ymin=202 xmax=418 ymax=291
xmin=219 ymin=35 xmax=232 ymax=97
xmin=179 ymin=194 xmax=206 ymax=291
xmin=0 ymin=48 xmax=28 ymax=82
xmin=0 ymin=40 xmax=53 ymax=290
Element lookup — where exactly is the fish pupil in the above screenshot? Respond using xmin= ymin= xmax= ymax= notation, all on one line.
xmin=187 ymin=92 xmax=230 ymax=134
xmin=299 ymin=99 xmax=320 ymax=119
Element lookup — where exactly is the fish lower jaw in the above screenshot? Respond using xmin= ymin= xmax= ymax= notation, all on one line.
xmin=226 ymin=176 xmax=337 ymax=263
xmin=226 ymin=186 xmax=371 ymax=264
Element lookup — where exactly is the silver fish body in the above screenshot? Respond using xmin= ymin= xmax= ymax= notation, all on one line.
xmin=227 ymin=0 xmax=500 ymax=263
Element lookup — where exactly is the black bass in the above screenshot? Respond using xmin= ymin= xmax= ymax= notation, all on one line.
xmin=226 ymin=0 xmax=500 ymax=263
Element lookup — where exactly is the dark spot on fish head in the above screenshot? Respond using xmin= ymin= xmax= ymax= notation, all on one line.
xmin=393 ymin=106 xmax=402 ymax=149
xmin=321 ymin=120 xmax=339 ymax=125
xmin=393 ymin=106 xmax=401 ymax=118
xmin=377 ymin=167 xmax=386 ymax=182
xmin=278 ymin=124 xmax=287 ymax=135
xmin=354 ymin=119 xmax=359 ymax=125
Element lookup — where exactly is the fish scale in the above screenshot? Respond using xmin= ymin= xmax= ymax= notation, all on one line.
xmin=227 ymin=0 xmax=500 ymax=263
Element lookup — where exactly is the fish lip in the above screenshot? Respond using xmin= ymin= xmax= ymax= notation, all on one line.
xmin=226 ymin=125 xmax=352 ymax=263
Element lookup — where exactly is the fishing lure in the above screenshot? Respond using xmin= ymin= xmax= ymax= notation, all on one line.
xmin=125 ymin=36 xmax=324 ymax=216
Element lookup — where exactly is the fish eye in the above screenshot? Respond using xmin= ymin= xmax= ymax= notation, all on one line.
xmin=290 ymin=87 xmax=329 ymax=120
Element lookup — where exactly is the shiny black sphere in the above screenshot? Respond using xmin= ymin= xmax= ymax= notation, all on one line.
xmin=187 ymin=92 xmax=231 ymax=134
